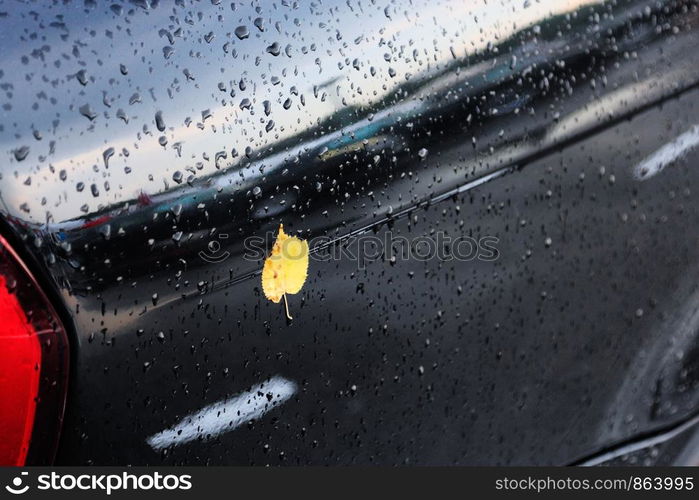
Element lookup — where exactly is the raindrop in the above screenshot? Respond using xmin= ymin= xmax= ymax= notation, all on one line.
xmin=75 ymin=69 xmax=88 ymax=86
xmin=215 ymin=151 xmax=227 ymax=169
xmin=234 ymin=25 xmax=250 ymax=40
xmin=99 ymin=225 xmax=111 ymax=240
xmin=79 ymin=104 xmax=97 ymax=121
xmin=116 ymin=109 xmax=129 ymax=123
xmin=155 ymin=111 xmax=165 ymax=132
xmin=266 ymin=42 xmax=281 ymax=56
xmin=103 ymin=147 xmax=115 ymax=168
xmin=13 ymin=146 xmax=29 ymax=161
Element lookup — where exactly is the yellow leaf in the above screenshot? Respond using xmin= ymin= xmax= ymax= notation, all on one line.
xmin=261 ymin=224 xmax=309 ymax=319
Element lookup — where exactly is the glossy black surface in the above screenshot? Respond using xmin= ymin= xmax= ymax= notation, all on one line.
xmin=2 ymin=0 xmax=699 ymax=464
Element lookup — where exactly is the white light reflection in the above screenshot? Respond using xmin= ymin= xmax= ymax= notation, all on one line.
xmin=146 ymin=375 xmax=297 ymax=451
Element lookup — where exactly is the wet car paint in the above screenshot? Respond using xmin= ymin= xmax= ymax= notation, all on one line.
xmin=1 ymin=0 xmax=699 ymax=464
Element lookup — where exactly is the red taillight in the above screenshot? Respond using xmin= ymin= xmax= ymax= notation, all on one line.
xmin=0 ymin=234 xmax=69 ymax=465
xmin=0 ymin=273 xmax=42 ymax=465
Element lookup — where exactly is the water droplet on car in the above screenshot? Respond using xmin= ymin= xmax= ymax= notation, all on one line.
xmin=103 ymin=147 xmax=115 ymax=168
xmin=266 ymin=42 xmax=281 ymax=56
xmin=13 ymin=146 xmax=29 ymax=161
xmin=79 ymin=104 xmax=97 ymax=121
xmin=75 ymin=69 xmax=88 ymax=86
xmin=155 ymin=111 xmax=165 ymax=132
xmin=254 ymin=17 xmax=265 ymax=32
xmin=234 ymin=26 xmax=249 ymax=40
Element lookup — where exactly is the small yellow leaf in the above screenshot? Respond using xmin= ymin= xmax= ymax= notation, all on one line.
xmin=261 ymin=224 xmax=309 ymax=319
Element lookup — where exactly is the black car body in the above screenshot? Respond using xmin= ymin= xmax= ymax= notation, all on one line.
xmin=1 ymin=0 xmax=699 ymax=465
